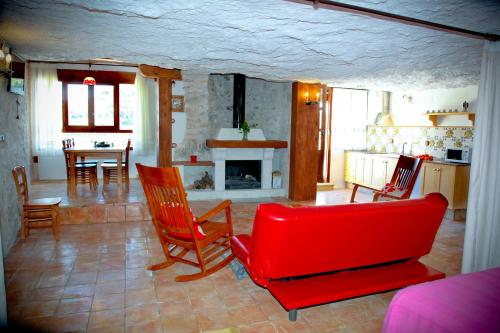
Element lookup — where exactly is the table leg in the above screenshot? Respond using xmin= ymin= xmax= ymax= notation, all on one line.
xmin=117 ymin=152 xmax=123 ymax=195
xmin=70 ymin=152 xmax=76 ymax=196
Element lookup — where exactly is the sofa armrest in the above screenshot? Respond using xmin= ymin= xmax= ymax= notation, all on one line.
xmin=230 ymin=234 xmax=251 ymax=264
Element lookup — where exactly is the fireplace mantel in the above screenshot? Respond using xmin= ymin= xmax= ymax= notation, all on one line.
xmin=206 ymin=139 xmax=288 ymax=149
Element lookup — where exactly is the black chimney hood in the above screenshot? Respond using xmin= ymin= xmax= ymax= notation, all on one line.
xmin=233 ymin=74 xmax=246 ymax=129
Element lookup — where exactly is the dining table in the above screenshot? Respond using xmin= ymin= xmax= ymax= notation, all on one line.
xmin=64 ymin=145 xmax=126 ymax=196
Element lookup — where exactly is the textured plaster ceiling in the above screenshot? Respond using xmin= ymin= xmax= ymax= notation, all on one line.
xmin=1 ymin=0 xmax=500 ymax=90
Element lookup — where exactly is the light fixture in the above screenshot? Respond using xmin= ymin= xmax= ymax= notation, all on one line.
xmin=83 ymin=61 xmax=96 ymax=85
xmin=305 ymin=90 xmax=320 ymax=105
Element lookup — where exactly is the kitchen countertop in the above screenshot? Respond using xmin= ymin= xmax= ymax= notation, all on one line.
xmin=345 ymin=150 xmax=471 ymax=166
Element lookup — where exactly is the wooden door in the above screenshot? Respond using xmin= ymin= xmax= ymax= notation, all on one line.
xmin=317 ymin=86 xmax=332 ymax=183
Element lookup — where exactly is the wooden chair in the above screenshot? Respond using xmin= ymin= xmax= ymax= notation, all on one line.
xmin=62 ymin=139 xmax=99 ymax=191
xmin=12 ymin=166 xmax=62 ymax=240
xmin=350 ymin=155 xmax=423 ymax=203
xmin=101 ymin=139 xmax=131 ymax=187
xmin=136 ymin=163 xmax=235 ymax=282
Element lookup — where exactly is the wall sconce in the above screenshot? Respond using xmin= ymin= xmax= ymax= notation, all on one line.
xmin=305 ymin=91 xmax=320 ymax=105
xmin=402 ymin=94 xmax=413 ymax=103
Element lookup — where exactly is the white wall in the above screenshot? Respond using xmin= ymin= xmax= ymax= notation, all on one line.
xmin=391 ymin=85 xmax=478 ymax=126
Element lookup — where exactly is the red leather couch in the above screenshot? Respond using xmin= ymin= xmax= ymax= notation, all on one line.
xmin=231 ymin=193 xmax=448 ymax=321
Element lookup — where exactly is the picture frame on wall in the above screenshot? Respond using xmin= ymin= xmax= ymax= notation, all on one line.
xmin=172 ymin=95 xmax=184 ymax=112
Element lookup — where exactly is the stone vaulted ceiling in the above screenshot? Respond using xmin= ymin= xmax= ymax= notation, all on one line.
xmin=1 ymin=0 xmax=500 ymax=90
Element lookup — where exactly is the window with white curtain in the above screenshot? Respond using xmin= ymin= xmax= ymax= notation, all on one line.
xmin=331 ymin=88 xmax=368 ymax=150
xmin=29 ymin=63 xmax=157 ymax=158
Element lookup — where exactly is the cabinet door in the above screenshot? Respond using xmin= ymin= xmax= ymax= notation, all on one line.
xmin=421 ymin=164 xmax=441 ymax=195
xmin=437 ymin=165 xmax=455 ymax=205
xmin=355 ymin=155 xmax=367 ymax=185
xmin=371 ymin=157 xmax=387 ymax=189
xmin=385 ymin=158 xmax=398 ymax=184
xmin=344 ymin=152 xmax=356 ymax=183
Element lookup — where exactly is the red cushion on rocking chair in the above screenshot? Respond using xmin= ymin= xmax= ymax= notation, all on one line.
xmin=381 ymin=183 xmax=406 ymax=197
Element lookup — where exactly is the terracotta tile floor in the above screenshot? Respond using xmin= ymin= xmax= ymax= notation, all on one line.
xmin=5 ymin=187 xmax=465 ymax=332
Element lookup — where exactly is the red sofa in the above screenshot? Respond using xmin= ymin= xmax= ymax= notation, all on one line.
xmin=231 ymin=193 xmax=448 ymax=321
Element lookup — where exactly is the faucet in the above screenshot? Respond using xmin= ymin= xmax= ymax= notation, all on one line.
xmin=401 ymin=142 xmax=408 ymax=155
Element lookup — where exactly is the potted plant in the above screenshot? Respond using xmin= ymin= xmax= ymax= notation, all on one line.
xmin=240 ymin=121 xmax=257 ymax=141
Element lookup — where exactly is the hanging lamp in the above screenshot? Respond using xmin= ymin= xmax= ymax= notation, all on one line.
xmin=83 ymin=61 xmax=96 ymax=85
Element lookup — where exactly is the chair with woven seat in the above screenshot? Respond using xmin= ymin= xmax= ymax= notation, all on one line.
xmin=101 ymin=139 xmax=131 ymax=187
xmin=62 ymin=139 xmax=99 ymax=191
xmin=350 ymin=155 xmax=423 ymax=203
xmin=12 ymin=166 xmax=62 ymax=240
xmin=136 ymin=163 xmax=235 ymax=282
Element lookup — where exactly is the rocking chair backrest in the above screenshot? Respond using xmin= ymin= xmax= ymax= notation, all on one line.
xmin=389 ymin=155 xmax=423 ymax=197
xmin=136 ymin=163 xmax=196 ymax=239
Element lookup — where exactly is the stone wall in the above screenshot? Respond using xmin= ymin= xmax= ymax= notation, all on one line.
xmin=0 ymin=78 xmax=29 ymax=255
xmin=177 ymin=73 xmax=292 ymax=192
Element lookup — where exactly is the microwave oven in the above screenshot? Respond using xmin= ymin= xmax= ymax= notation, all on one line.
xmin=445 ymin=147 xmax=471 ymax=163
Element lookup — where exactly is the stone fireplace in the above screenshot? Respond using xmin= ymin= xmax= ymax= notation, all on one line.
xmin=225 ymin=160 xmax=262 ymax=190
xmin=211 ymin=128 xmax=274 ymax=191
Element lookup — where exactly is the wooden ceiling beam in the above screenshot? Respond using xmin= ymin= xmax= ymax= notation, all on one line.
xmin=139 ymin=64 xmax=182 ymax=80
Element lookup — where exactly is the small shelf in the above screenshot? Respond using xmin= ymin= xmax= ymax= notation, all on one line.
xmin=172 ymin=161 xmax=215 ymax=167
xmin=424 ymin=112 xmax=475 ymax=127
xmin=206 ymin=140 xmax=288 ymax=149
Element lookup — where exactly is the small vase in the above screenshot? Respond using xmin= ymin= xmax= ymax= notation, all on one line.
xmin=242 ymin=132 xmax=248 ymax=141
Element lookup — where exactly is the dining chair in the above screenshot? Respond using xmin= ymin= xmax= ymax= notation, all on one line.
xmin=101 ymin=139 xmax=131 ymax=187
xmin=136 ymin=163 xmax=235 ymax=282
xmin=350 ymin=155 xmax=423 ymax=202
xmin=12 ymin=166 xmax=62 ymax=240
xmin=62 ymin=139 xmax=99 ymax=191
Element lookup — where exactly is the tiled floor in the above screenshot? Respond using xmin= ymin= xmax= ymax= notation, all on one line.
xmin=4 ymin=188 xmax=465 ymax=332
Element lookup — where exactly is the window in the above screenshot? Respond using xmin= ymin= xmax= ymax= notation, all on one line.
xmin=59 ymin=69 xmax=136 ymax=132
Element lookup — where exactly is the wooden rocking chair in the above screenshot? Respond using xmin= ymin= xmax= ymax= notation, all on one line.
xmin=350 ymin=155 xmax=423 ymax=203
xmin=136 ymin=163 xmax=235 ymax=282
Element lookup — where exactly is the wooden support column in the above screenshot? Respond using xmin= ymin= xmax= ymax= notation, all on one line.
xmin=139 ymin=64 xmax=182 ymax=167
xmin=289 ymin=82 xmax=321 ymax=201
xmin=158 ymin=77 xmax=172 ymax=167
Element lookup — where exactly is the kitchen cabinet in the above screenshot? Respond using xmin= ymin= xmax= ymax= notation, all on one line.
xmin=371 ymin=155 xmax=397 ymax=189
xmin=420 ymin=162 xmax=470 ymax=210
xmin=345 ymin=151 xmax=470 ymax=219
xmin=344 ymin=152 xmax=396 ymax=189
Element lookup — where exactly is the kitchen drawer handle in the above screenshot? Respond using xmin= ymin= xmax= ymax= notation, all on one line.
xmin=433 ymin=168 xmax=441 ymax=171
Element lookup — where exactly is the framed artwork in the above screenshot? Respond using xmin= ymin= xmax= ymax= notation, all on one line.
xmin=172 ymin=95 xmax=184 ymax=112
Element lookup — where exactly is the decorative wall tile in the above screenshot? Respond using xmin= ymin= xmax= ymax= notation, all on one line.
xmin=366 ymin=126 xmax=474 ymax=158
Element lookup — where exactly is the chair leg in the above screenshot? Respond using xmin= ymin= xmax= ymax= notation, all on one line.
xmin=175 ymin=252 xmax=235 ymax=282
xmin=289 ymin=309 xmax=298 ymax=321
xmin=373 ymin=192 xmax=381 ymax=202
xmin=21 ymin=210 xmax=27 ymax=240
xmin=350 ymin=184 xmax=359 ymax=203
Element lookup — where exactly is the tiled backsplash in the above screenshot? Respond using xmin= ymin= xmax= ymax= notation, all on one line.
xmin=366 ymin=126 xmax=474 ymax=159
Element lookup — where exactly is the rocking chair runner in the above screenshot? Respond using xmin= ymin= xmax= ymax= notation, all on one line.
xmin=350 ymin=155 xmax=423 ymax=203
xmin=136 ymin=163 xmax=235 ymax=282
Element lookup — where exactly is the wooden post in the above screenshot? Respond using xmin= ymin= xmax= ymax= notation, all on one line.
xmin=139 ymin=64 xmax=182 ymax=167
xmin=158 ymin=77 xmax=172 ymax=167
xmin=289 ymin=82 xmax=321 ymax=201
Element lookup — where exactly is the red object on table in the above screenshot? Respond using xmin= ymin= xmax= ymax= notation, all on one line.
xmin=190 ymin=155 xmax=197 ymax=163
xmin=231 ymin=193 xmax=448 ymax=321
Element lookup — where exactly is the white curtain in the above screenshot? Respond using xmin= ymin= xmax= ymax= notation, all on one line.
xmin=133 ymin=73 xmax=157 ymax=155
xmin=331 ymin=88 xmax=368 ymax=150
xmin=29 ymin=63 xmax=62 ymax=156
xmin=462 ymin=41 xmax=500 ymax=273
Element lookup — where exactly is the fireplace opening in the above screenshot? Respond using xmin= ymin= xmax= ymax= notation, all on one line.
xmin=225 ymin=160 xmax=261 ymax=190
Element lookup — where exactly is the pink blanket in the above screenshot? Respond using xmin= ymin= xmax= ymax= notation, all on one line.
xmin=382 ymin=267 xmax=500 ymax=333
